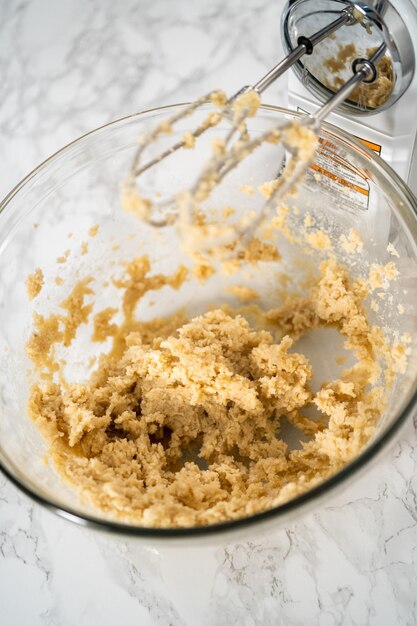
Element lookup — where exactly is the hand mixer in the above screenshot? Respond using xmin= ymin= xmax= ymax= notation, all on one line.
xmin=124 ymin=0 xmax=411 ymax=246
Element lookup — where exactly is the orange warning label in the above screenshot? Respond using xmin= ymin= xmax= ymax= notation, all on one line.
xmin=311 ymin=163 xmax=369 ymax=195
xmin=355 ymin=136 xmax=382 ymax=155
xmin=310 ymin=136 xmax=372 ymax=210
xmin=295 ymin=106 xmax=382 ymax=211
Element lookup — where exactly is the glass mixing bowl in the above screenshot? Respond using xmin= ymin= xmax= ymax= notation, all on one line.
xmin=0 ymin=104 xmax=416 ymax=544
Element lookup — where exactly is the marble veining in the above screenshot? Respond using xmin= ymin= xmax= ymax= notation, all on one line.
xmin=0 ymin=0 xmax=416 ymax=624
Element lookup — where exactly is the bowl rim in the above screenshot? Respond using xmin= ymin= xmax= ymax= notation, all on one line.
xmin=1 ymin=102 xmax=416 ymax=539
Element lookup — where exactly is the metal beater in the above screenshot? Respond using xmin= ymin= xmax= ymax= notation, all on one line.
xmin=123 ymin=2 xmax=392 ymax=241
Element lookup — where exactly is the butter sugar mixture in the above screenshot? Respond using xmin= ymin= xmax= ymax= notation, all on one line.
xmin=27 ymin=251 xmax=402 ymax=527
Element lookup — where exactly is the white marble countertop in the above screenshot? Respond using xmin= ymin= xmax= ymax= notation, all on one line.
xmin=0 ymin=1 xmax=416 ymax=624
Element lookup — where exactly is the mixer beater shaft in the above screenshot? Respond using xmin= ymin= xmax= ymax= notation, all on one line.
xmin=131 ymin=6 xmax=357 ymax=183
xmin=125 ymin=5 xmax=384 ymax=240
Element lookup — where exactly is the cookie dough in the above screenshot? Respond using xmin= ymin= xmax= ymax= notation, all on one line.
xmin=27 ymin=255 xmax=396 ymax=527
xmin=26 ymin=268 xmax=44 ymax=300
xmin=324 ymin=44 xmax=394 ymax=109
